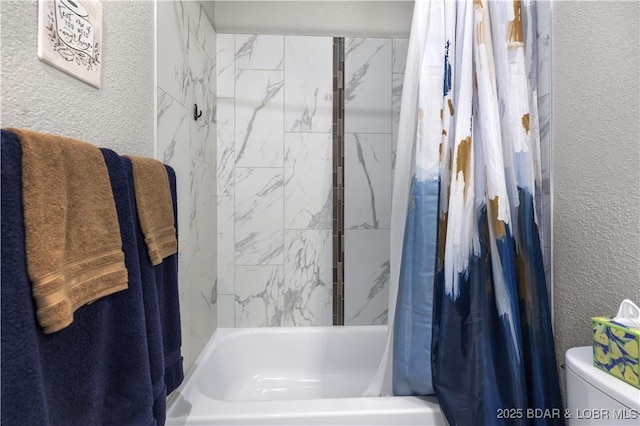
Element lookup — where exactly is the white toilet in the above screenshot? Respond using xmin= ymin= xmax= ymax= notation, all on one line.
xmin=565 ymin=346 xmax=640 ymax=425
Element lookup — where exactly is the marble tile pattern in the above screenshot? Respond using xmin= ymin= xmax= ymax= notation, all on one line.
xmin=216 ymin=34 xmax=235 ymax=98
xmin=345 ymin=133 xmax=392 ymax=230
xmin=284 ymin=37 xmax=333 ymax=133
xmin=284 ymin=133 xmax=333 ymax=230
xmin=235 ymin=266 xmax=285 ymax=327
xmin=392 ymin=39 xmax=409 ymax=74
xmin=187 ymin=27 xmax=216 ymax=165
xmin=217 ymin=34 xmax=335 ymax=327
xmin=235 ymin=167 xmax=284 ymax=265
xmin=190 ymin=274 xmax=218 ymax=360
xmin=344 ymin=38 xmax=392 ymax=134
xmin=344 ymin=230 xmax=391 ymax=326
xmin=392 ymin=73 xmax=404 ymax=170
xmin=157 ymin=0 xmax=217 ymax=373
xmin=234 ymin=70 xmax=284 ymax=168
xmin=216 ymin=196 xmax=234 ymax=295
xmin=342 ymin=38 xmax=400 ymax=325
xmin=157 ymin=89 xmax=192 ymax=243
xmin=216 ymin=97 xmax=234 ymax=196
xmin=235 ymin=35 xmax=284 ymax=71
xmin=392 ymin=40 xmax=408 ymax=170
xmin=157 ymin=0 xmax=189 ymax=106
xmin=216 ymin=34 xmax=404 ymax=328
xmin=283 ymin=230 xmax=333 ymax=326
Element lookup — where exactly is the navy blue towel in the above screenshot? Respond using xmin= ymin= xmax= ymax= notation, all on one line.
xmin=1 ymin=130 xmax=156 ymax=425
xmin=113 ymin=155 xmax=183 ymax=425
xmin=1 ymin=130 xmax=184 ymax=425
xmin=158 ymin=165 xmax=184 ymax=394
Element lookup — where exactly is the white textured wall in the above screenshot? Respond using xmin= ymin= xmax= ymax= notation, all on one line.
xmin=553 ymin=0 xmax=640 ymax=395
xmin=210 ymin=1 xmax=413 ymax=38
xmin=0 ymin=0 xmax=155 ymax=156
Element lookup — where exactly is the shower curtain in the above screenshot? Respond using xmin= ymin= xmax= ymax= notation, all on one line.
xmin=366 ymin=1 xmax=564 ymax=425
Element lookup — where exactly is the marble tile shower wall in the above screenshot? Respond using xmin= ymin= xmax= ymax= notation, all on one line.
xmin=215 ymin=34 xmax=408 ymax=328
xmin=343 ymin=38 xmax=408 ymax=325
xmin=216 ymin=34 xmax=334 ymax=327
xmin=156 ymin=0 xmax=217 ymax=372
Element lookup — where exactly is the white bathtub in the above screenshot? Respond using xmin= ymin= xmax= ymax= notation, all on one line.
xmin=166 ymin=325 xmax=446 ymax=425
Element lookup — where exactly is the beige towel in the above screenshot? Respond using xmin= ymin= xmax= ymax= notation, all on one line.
xmin=12 ymin=128 xmax=128 ymax=334
xmin=126 ymin=156 xmax=177 ymax=266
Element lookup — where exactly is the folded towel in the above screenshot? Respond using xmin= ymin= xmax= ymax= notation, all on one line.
xmin=1 ymin=131 xmax=156 ymax=425
xmin=119 ymin=156 xmax=183 ymax=424
xmin=10 ymin=128 xmax=128 ymax=334
xmin=126 ymin=155 xmax=178 ymax=265
xmin=105 ymin=151 xmax=168 ymax=425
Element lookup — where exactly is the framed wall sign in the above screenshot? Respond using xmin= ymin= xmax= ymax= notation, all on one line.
xmin=37 ymin=0 xmax=103 ymax=88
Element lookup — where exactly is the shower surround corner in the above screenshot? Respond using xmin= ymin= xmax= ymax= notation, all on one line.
xmin=156 ymin=0 xmax=218 ymax=373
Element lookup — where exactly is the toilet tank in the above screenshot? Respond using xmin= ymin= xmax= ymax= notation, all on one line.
xmin=565 ymin=346 xmax=640 ymax=425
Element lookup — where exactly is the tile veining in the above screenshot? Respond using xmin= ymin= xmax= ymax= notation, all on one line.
xmin=235 ymin=70 xmax=284 ymax=167
xmin=157 ymin=0 xmax=218 ymax=371
xmin=284 ymin=230 xmax=332 ymax=325
xmin=216 ymin=34 xmax=417 ymax=328
xmin=354 ymin=134 xmax=379 ymax=229
xmin=216 ymin=34 xmax=235 ymax=98
xmin=344 ymin=39 xmax=384 ymax=103
xmin=235 ymin=35 xmax=284 ymax=71
xmin=216 ymin=98 xmax=234 ymax=196
xmin=284 ymin=36 xmax=333 ymax=133
xmin=344 ymin=38 xmax=392 ymax=134
xmin=284 ymin=133 xmax=332 ymax=230
xmin=216 ymin=197 xmax=235 ymax=295
xmin=345 ymin=133 xmax=391 ymax=230
xmin=235 ymin=168 xmax=284 ymax=265
xmin=348 ymin=260 xmax=389 ymax=324
xmin=344 ymin=229 xmax=391 ymax=326
xmin=235 ymin=266 xmax=284 ymax=327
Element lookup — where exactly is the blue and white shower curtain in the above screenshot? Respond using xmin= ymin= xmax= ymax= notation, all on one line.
xmin=366 ymin=1 xmax=564 ymax=425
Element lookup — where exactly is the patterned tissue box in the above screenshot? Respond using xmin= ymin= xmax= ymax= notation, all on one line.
xmin=592 ymin=316 xmax=640 ymax=389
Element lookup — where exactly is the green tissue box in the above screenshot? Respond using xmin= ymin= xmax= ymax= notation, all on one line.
xmin=592 ymin=316 xmax=640 ymax=389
